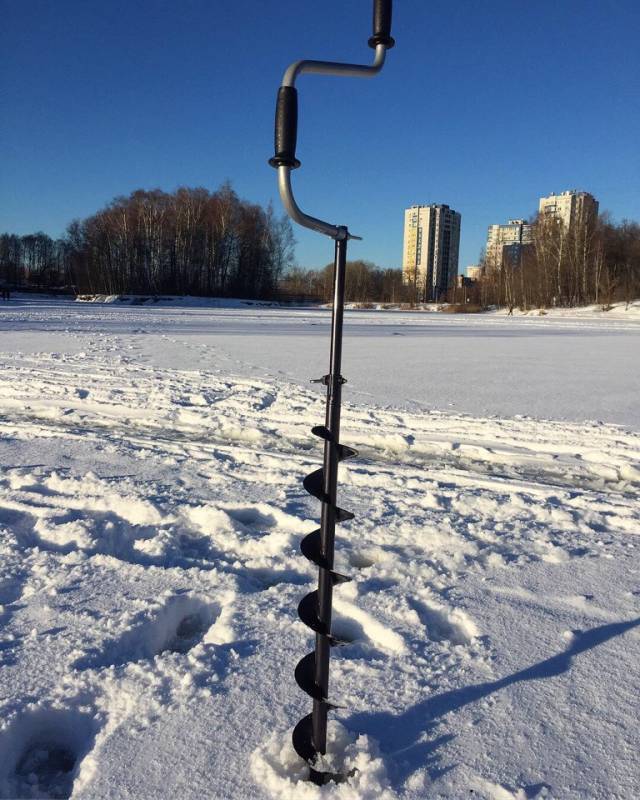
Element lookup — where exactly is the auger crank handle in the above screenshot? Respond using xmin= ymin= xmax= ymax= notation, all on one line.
xmin=268 ymin=0 xmax=394 ymax=239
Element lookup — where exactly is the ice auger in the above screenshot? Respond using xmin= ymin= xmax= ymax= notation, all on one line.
xmin=268 ymin=1 xmax=395 ymax=785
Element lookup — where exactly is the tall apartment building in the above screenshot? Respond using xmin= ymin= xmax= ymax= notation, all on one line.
xmin=466 ymin=265 xmax=484 ymax=282
xmin=485 ymin=219 xmax=535 ymax=270
xmin=538 ymin=190 xmax=599 ymax=230
xmin=402 ymin=204 xmax=461 ymax=301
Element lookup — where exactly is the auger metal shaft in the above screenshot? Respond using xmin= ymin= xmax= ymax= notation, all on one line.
xmin=292 ymin=237 xmax=357 ymax=785
xmin=313 ymin=236 xmax=347 ymax=756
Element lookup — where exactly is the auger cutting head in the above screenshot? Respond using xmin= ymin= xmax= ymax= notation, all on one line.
xmin=268 ymin=0 xmax=395 ymax=785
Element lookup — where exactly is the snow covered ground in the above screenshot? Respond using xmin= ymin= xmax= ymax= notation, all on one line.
xmin=0 ymin=295 xmax=638 ymax=799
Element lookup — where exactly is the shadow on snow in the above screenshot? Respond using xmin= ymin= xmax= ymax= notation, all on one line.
xmin=347 ymin=617 xmax=640 ymax=786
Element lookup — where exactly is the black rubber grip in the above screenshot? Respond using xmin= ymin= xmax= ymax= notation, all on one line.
xmin=369 ymin=0 xmax=395 ymax=49
xmin=269 ymin=86 xmax=301 ymax=169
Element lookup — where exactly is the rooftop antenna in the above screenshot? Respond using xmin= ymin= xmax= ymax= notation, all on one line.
xmin=268 ymin=1 xmax=395 ymax=785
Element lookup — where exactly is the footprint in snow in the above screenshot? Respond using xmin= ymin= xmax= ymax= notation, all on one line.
xmin=331 ymin=597 xmax=408 ymax=656
xmin=74 ymin=595 xmax=220 ymax=670
xmin=409 ymin=596 xmax=479 ymax=646
xmin=0 ymin=708 xmax=98 ymax=800
xmin=349 ymin=550 xmax=378 ymax=570
xmin=225 ymin=506 xmax=278 ymax=530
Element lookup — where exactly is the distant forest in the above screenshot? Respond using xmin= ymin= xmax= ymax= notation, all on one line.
xmin=281 ymin=261 xmax=407 ymax=304
xmin=0 ymin=182 xmax=295 ymax=298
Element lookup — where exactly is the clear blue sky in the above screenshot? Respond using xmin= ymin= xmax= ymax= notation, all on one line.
xmin=2 ymin=0 xmax=639 ymax=272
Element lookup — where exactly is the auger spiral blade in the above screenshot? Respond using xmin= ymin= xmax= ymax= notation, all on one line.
xmin=295 ymin=652 xmax=346 ymax=704
xmin=300 ymin=530 xmax=350 ymax=581
xmin=311 ymin=425 xmax=359 ymax=462
xmin=292 ymin=374 xmax=359 ymax=784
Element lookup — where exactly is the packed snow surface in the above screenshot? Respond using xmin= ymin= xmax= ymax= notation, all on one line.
xmin=0 ymin=295 xmax=639 ymax=799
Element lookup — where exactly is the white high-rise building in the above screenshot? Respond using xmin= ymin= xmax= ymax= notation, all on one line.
xmin=538 ymin=190 xmax=599 ymax=230
xmin=402 ymin=204 xmax=461 ymax=301
xmin=486 ymin=219 xmax=535 ymax=270
xmin=466 ymin=265 xmax=484 ymax=282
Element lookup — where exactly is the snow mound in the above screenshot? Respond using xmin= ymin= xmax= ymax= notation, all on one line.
xmin=75 ymin=294 xmax=285 ymax=309
xmin=251 ymin=722 xmax=396 ymax=800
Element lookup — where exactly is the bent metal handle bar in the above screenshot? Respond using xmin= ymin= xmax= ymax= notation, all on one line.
xmin=269 ymin=0 xmax=394 ymax=240
xmin=268 ymin=0 xmax=394 ymax=786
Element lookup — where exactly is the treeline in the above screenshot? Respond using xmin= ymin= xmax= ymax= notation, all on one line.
xmin=5 ymin=193 xmax=639 ymax=309
xmin=282 ymin=260 xmax=408 ymax=304
xmin=478 ymin=215 xmax=640 ymax=310
xmin=1 ymin=182 xmax=295 ymax=298
xmin=0 ymin=232 xmax=71 ymax=290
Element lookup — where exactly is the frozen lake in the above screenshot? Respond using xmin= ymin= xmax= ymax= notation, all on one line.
xmin=2 ymin=295 xmax=639 ymax=426
xmin=0 ymin=296 xmax=638 ymax=799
